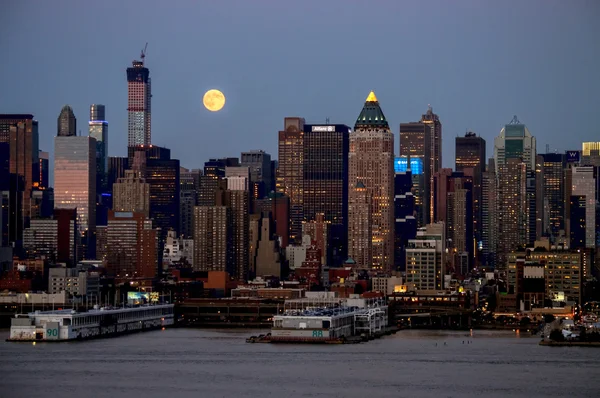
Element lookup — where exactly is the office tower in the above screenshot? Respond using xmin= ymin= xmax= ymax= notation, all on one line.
xmin=537 ymin=153 xmax=566 ymax=240
xmin=302 ymin=213 xmax=329 ymax=267
xmin=455 ymin=132 xmax=486 ymax=246
xmin=434 ymin=170 xmax=474 ymax=271
xmin=241 ymin=150 xmax=272 ymax=198
xmin=4 ymin=116 xmax=39 ymax=223
xmin=219 ymin=189 xmax=250 ymax=281
xmin=89 ymin=104 xmax=108 ymax=194
xmin=129 ymin=145 xmax=180 ymax=238
xmin=254 ymin=213 xmax=282 ymax=278
xmin=179 ymin=167 xmax=196 ymax=238
xmin=204 ymin=157 xmax=240 ymax=178
xmin=570 ymin=166 xmax=597 ymax=248
xmin=348 ymin=181 xmax=371 ymax=268
xmin=406 ymin=223 xmax=446 ymax=290
xmin=254 ymin=192 xmax=290 ymax=248
xmin=395 ymin=156 xmax=424 ymax=218
xmin=496 ymin=158 xmax=533 ymax=268
xmin=197 ymin=175 xmax=226 ymax=207
xmin=127 ymin=54 xmax=151 ymax=146
xmin=106 ymin=210 xmax=158 ymax=281
xmin=57 ymin=105 xmax=76 ymax=137
xmin=193 ymin=206 xmax=233 ymax=274
xmin=277 ymin=117 xmax=305 ymax=243
xmin=303 ymin=124 xmax=350 ymax=265
xmin=112 ymin=170 xmax=150 ymax=217
xmin=54 ymin=136 xmax=96 ymax=258
xmin=37 ymin=150 xmax=49 ymax=190
xmin=582 ymin=142 xmax=600 ymax=166
xmin=23 ymin=208 xmax=77 ymax=264
xmin=348 ymin=92 xmax=394 ymax=270
xmin=400 ymin=106 xmax=442 ymax=225
xmin=481 ymin=159 xmax=497 ymax=267
xmin=494 ymin=115 xmax=536 ymax=171
xmin=106 ymin=156 xmax=129 ymax=210
xmin=394 ymin=170 xmax=417 ymax=271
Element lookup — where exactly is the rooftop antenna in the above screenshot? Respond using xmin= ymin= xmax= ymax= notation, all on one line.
xmin=141 ymin=42 xmax=148 ymax=65
xmin=325 ymin=117 xmax=330 ymax=125
xmin=546 ymin=144 xmax=550 ymax=153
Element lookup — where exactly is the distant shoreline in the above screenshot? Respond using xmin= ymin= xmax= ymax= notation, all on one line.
xmin=539 ymin=340 xmax=600 ymax=347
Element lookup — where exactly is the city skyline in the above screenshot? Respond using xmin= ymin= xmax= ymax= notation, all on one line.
xmin=1 ymin=1 xmax=598 ymax=180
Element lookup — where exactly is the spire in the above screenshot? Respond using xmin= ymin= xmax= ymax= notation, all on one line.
xmin=366 ymin=91 xmax=378 ymax=102
xmin=355 ymin=91 xmax=389 ymax=129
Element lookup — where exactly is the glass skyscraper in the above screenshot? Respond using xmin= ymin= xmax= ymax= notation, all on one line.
xmin=57 ymin=105 xmax=76 ymax=137
xmin=54 ymin=136 xmax=97 ymax=249
xmin=89 ymin=104 xmax=108 ymax=194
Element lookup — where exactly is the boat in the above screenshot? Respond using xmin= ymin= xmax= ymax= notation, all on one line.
xmin=7 ymin=304 xmax=174 ymax=342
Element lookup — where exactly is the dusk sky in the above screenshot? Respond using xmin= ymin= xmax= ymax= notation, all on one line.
xmin=1 ymin=0 xmax=599 ymax=178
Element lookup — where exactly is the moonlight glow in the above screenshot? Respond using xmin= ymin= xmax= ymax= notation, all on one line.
xmin=203 ymin=89 xmax=226 ymax=112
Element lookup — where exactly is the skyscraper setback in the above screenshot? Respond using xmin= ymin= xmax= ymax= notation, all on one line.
xmin=348 ymin=92 xmax=394 ymax=270
xmin=127 ymin=51 xmax=151 ymax=146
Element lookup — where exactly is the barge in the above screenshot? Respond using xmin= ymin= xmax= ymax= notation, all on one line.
xmin=247 ymin=297 xmax=395 ymax=344
xmin=8 ymin=304 xmax=174 ymax=342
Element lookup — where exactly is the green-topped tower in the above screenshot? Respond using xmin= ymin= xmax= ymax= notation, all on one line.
xmin=348 ymin=91 xmax=395 ymax=271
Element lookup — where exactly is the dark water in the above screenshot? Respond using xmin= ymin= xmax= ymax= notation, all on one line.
xmin=1 ymin=328 xmax=598 ymax=398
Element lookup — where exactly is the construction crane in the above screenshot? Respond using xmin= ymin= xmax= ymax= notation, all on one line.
xmin=141 ymin=42 xmax=148 ymax=65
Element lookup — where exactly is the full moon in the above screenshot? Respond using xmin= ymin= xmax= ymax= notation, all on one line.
xmin=203 ymin=89 xmax=226 ymax=112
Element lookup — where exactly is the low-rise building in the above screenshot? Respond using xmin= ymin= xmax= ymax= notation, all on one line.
xmin=48 ymin=267 xmax=100 ymax=298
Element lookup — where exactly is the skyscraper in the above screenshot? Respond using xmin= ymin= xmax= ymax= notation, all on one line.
xmin=89 ymin=104 xmax=108 ymax=194
xmin=456 ymin=132 xmax=486 ymax=248
xmin=7 ymin=116 xmax=39 ymax=223
xmin=112 ymin=170 xmax=150 ymax=217
xmin=481 ymin=159 xmax=497 ymax=267
xmin=193 ymin=206 xmax=233 ymax=274
xmin=494 ymin=115 xmax=536 ymax=171
xmin=57 ymin=105 xmax=76 ymax=137
xmin=348 ymin=91 xmax=394 ymax=270
xmin=394 ymin=168 xmax=417 ymax=271
xmin=399 ymin=106 xmax=442 ymax=225
xmin=219 ymin=189 xmax=250 ymax=281
xmin=571 ymin=166 xmax=597 ymax=248
xmin=537 ymin=153 xmax=566 ymax=240
xmin=54 ymin=136 xmax=96 ymax=258
xmin=241 ymin=150 xmax=272 ymax=198
xmin=277 ymin=117 xmax=305 ymax=243
xmin=127 ymin=54 xmax=151 ymax=146
xmin=303 ymin=123 xmax=350 ymax=264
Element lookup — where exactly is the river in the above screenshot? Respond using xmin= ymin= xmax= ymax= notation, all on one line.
xmin=0 ymin=328 xmax=598 ymax=398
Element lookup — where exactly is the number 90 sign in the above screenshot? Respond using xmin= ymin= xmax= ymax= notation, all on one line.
xmin=46 ymin=328 xmax=58 ymax=337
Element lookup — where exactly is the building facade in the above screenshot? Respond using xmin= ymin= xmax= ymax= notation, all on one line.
xmin=112 ymin=170 xmax=150 ymax=217
xmin=127 ymin=58 xmax=151 ymax=146
xmin=89 ymin=104 xmax=108 ymax=194
xmin=348 ymin=92 xmax=394 ymax=270
xmin=405 ymin=223 xmax=446 ymax=290
xmin=277 ymin=117 xmax=305 ymax=243
xmin=57 ymin=105 xmax=76 ymax=137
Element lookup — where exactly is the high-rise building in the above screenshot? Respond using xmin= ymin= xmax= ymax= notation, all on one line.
xmin=4 ymin=116 xmax=39 ymax=223
xmin=348 ymin=181 xmax=371 ymax=268
xmin=303 ymin=124 xmax=350 ymax=264
xmin=254 ymin=213 xmax=282 ymax=278
xmin=106 ymin=210 xmax=158 ymax=282
xmin=179 ymin=167 xmax=196 ymax=238
xmin=197 ymin=175 xmax=226 ymax=207
xmin=406 ymin=223 xmax=446 ymax=290
xmin=112 ymin=170 xmax=150 ymax=217
xmin=23 ymin=208 xmax=77 ymax=264
xmin=57 ymin=105 xmax=76 ymax=137
xmin=394 ymin=170 xmax=417 ymax=271
xmin=225 ymin=166 xmax=250 ymax=192
xmin=348 ymin=92 xmax=394 ymax=270
xmin=193 ymin=206 xmax=233 ymax=274
xmin=219 ymin=189 xmax=249 ymax=281
xmin=241 ymin=150 xmax=272 ymax=199
xmin=54 ymin=136 xmax=96 ymax=258
xmin=582 ymin=142 xmax=600 ymax=166
xmin=89 ymin=104 xmax=108 ymax=194
xmin=481 ymin=159 xmax=497 ymax=267
xmin=537 ymin=153 xmax=566 ymax=240
xmin=494 ymin=115 xmax=536 ymax=171
xmin=127 ymin=56 xmax=151 ymax=146
xmin=570 ymin=166 xmax=597 ymax=248
xmin=434 ymin=170 xmax=474 ymax=271
xmin=455 ymin=132 xmax=485 ymax=247
xmin=204 ymin=157 xmax=239 ymax=178
xmin=496 ymin=158 xmax=533 ymax=268
xmin=254 ymin=192 xmax=290 ymax=248
xmin=400 ymin=106 xmax=442 ymax=225
xmin=277 ymin=117 xmax=305 ymax=243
